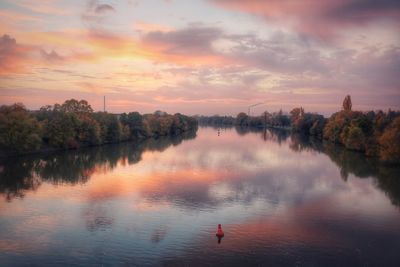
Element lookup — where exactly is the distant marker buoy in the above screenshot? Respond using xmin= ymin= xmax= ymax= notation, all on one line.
xmin=216 ymin=224 xmax=224 ymax=237
xmin=216 ymin=224 xmax=224 ymax=244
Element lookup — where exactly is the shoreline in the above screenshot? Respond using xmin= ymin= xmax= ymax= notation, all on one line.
xmin=198 ymin=124 xmax=399 ymax=165
xmin=0 ymin=128 xmax=197 ymax=160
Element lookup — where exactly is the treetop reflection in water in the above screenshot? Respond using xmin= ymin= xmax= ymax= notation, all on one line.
xmin=0 ymin=127 xmax=399 ymax=266
xmin=0 ymin=130 xmax=197 ymax=201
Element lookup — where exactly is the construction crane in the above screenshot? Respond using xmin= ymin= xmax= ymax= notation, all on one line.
xmin=248 ymin=102 xmax=265 ymax=115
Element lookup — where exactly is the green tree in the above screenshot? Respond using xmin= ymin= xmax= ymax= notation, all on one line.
xmin=120 ymin=112 xmax=146 ymax=139
xmin=93 ymin=112 xmax=121 ymax=143
xmin=0 ymin=103 xmax=42 ymax=153
xmin=77 ymin=117 xmax=101 ymax=145
xmin=44 ymin=112 xmax=80 ymax=149
xmin=345 ymin=126 xmax=365 ymax=151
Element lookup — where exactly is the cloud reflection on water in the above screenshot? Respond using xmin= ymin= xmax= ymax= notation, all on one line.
xmin=0 ymin=127 xmax=399 ymax=266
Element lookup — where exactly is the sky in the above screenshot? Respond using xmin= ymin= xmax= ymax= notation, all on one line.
xmin=0 ymin=0 xmax=399 ymax=115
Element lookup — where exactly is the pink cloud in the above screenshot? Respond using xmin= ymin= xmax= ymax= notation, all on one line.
xmin=0 ymin=34 xmax=35 ymax=75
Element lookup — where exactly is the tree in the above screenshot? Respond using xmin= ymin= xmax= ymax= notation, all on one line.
xmin=0 ymin=104 xmax=42 ymax=153
xmin=77 ymin=116 xmax=101 ymax=145
xmin=379 ymin=117 xmax=400 ymax=163
xmin=271 ymin=110 xmax=290 ymax=127
xmin=236 ymin=112 xmax=249 ymax=126
xmin=44 ymin=112 xmax=80 ymax=148
xmin=248 ymin=116 xmax=264 ymax=127
xmin=345 ymin=126 xmax=365 ymax=151
xmin=290 ymin=107 xmax=304 ymax=124
xmin=92 ymin=112 xmax=122 ymax=143
xmin=61 ymin=99 xmax=93 ymax=114
xmin=263 ymin=111 xmax=271 ymax=126
xmin=36 ymin=105 xmax=54 ymax=121
xmin=291 ymin=107 xmax=325 ymax=137
xmin=145 ymin=114 xmax=162 ymax=136
xmin=343 ymin=95 xmax=352 ymax=111
xmin=120 ymin=112 xmax=146 ymax=139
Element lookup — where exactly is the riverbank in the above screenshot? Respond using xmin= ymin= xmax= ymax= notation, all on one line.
xmin=0 ymin=99 xmax=198 ymax=158
xmin=0 ymin=128 xmax=198 ymax=159
xmin=195 ymin=96 xmax=400 ymax=164
xmin=1 ymin=126 xmax=399 ymax=267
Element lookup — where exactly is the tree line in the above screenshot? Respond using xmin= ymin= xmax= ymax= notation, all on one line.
xmin=196 ymin=96 xmax=400 ymax=163
xmin=195 ymin=110 xmax=291 ymax=128
xmin=0 ymin=99 xmax=198 ymax=156
xmin=320 ymin=96 xmax=400 ymax=164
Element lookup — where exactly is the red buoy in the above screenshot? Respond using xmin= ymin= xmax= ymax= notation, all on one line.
xmin=216 ymin=224 xmax=224 ymax=238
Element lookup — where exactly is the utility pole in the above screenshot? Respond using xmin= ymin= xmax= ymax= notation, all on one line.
xmin=104 ymin=96 xmax=106 ymax=112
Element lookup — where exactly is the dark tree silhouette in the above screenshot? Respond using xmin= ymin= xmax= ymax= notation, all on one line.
xmin=343 ymin=95 xmax=352 ymax=111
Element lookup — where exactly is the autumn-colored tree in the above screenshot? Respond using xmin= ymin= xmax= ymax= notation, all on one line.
xmin=0 ymin=100 xmax=198 ymax=154
xmin=290 ymin=107 xmax=325 ymax=137
xmin=379 ymin=117 xmax=400 ymax=163
xmin=290 ymin=107 xmax=304 ymax=124
xmin=324 ymin=109 xmax=371 ymax=150
xmin=373 ymin=110 xmax=391 ymax=135
xmin=345 ymin=126 xmax=365 ymax=151
xmin=172 ymin=113 xmax=198 ymax=133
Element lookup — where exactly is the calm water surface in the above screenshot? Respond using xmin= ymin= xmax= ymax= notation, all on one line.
xmin=1 ymin=127 xmax=400 ymax=266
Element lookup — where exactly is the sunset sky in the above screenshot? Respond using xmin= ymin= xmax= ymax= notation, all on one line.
xmin=0 ymin=0 xmax=399 ymax=115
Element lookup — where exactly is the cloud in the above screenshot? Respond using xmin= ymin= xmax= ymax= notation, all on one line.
xmin=82 ymin=0 xmax=115 ymax=26
xmin=210 ymin=0 xmax=400 ymax=40
xmin=0 ymin=34 xmax=71 ymax=75
xmin=0 ymin=34 xmax=34 ymax=74
xmin=40 ymin=49 xmax=64 ymax=62
xmin=143 ymin=26 xmax=222 ymax=55
xmin=223 ymin=32 xmax=329 ymax=74
xmin=95 ymin=4 xmax=115 ymax=14
xmin=141 ymin=26 xmax=229 ymax=65
xmin=328 ymin=0 xmax=400 ymax=22
xmin=1 ymin=13 xmax=398 ymax=114
xmin=141 ymin=26 xmax=327 ymax=74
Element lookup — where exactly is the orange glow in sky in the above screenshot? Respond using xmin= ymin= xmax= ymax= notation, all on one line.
xmin=0 ymin=0 xmax=399 ymax=115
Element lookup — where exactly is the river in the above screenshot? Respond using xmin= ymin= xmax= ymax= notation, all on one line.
xmin=0 ymin=127 xmax=399 ymax=266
